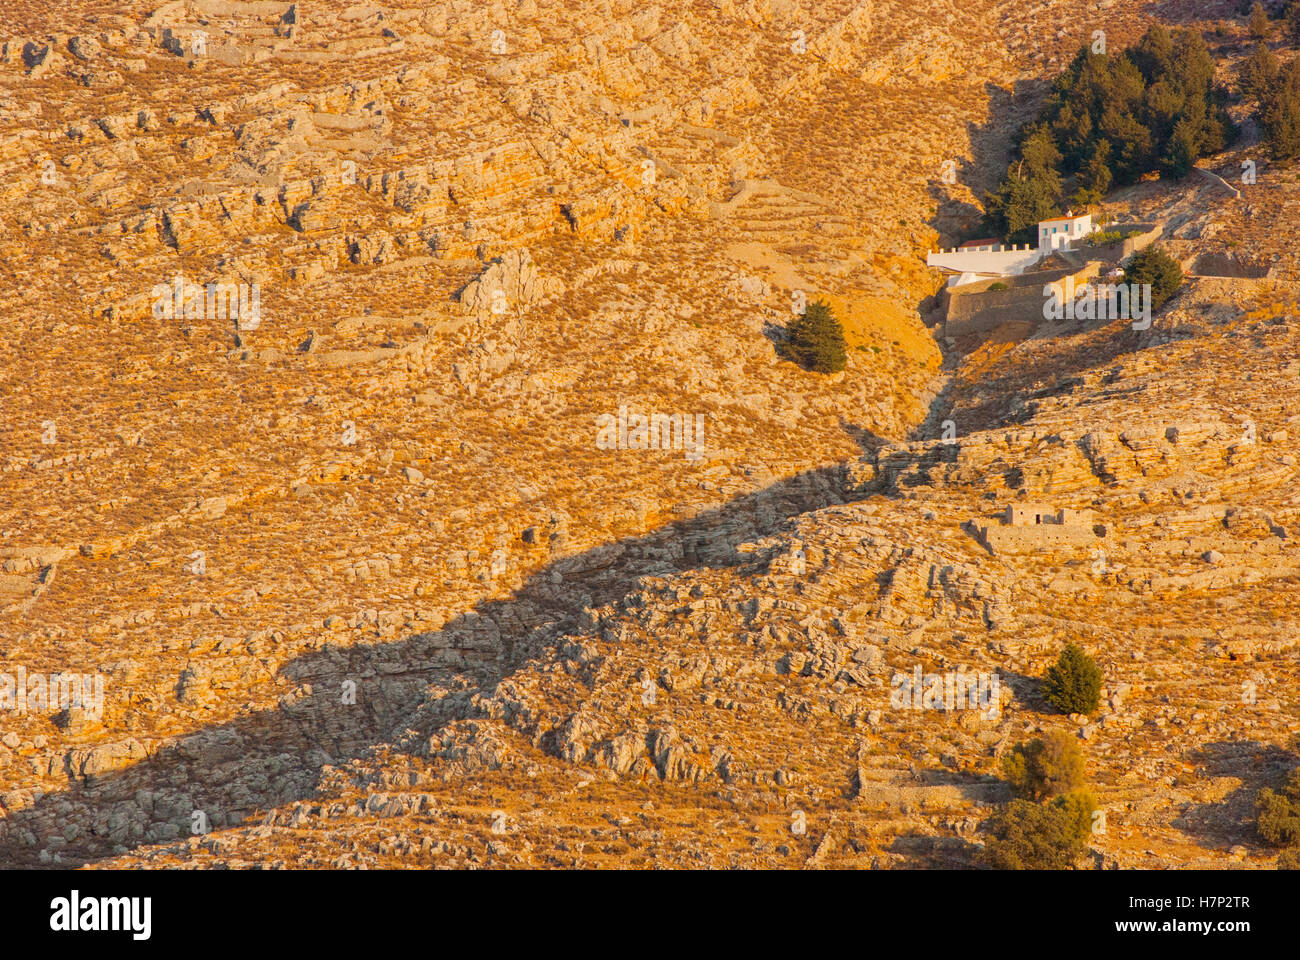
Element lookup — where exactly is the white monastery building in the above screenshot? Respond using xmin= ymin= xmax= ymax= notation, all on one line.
xmin=927 ymin=212 xmax=1096 ymax=287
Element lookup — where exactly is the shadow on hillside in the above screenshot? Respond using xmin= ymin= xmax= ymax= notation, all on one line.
xmin=924 ymin=80 xmax=1044 ymax=249
xmin=837 ymin=415 xmax=888 ymax=458
xmin=1176 ymin=739 xmax=1298 ymax=854
xmin=0 ymin=457 xmax=884 ymax=868
xmin=946 ymin=319 xmax=1147 ymax=429
xmin=885 ymin=833 xmax=983 ymax=868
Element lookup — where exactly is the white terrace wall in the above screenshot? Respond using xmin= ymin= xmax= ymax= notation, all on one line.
xmin=926 ymin=244 xmax=1043 ymax=277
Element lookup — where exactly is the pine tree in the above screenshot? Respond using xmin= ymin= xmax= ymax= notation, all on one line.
xmin=1249 ymin=2 xmax=1272 ymax=40
xmin=1267 ymin=86 xmax=1300 ymax=159
xmin=1260 ymin=62 xmax=1300 ymax=160
xmin=1131 ymin=23 xmax=1175 ymax=82
xmin=1241 ymin=42 xmax=1281 ymax=102
xmin=1081 ymin=138 xmax=1114 ymax=195
xmin=1020 ymin=126 xmax=1064 ymax=189
xmin=1043 ymin=643 xmax=1103 ymax=714
xmin=1164 ymin=115 xmax=1200 ymax=178
xmin=984 ymin=168 xmax=1062 ymax=243
xmin=784 ymin=299 xmax=847 ymax=374
xmin=1288 ymin=0 xmax=1300 ymax=45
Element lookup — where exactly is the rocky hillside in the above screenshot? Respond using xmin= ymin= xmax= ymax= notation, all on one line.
xmin=1 ymin=0 xmax=1295 ymax=869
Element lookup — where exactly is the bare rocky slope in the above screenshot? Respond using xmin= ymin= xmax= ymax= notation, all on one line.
xmin=0 ymin=0 xmax=1296 ymax=869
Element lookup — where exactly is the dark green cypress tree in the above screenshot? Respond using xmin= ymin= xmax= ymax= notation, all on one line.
xmin=1043 ymin=643 xmax=1103 ymax=714
xmin=784 ymin=299 xmax=847 ymax=374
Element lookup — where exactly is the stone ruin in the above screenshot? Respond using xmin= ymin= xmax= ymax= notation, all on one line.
xmin=970 ymin=502 xmax=1100 ymax=556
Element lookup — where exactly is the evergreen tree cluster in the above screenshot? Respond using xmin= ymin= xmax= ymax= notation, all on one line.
xmin=986 ymin=26 xmax=1235 ymax=243
xmin=1239 ymin=39 xmax=1300 ymax=161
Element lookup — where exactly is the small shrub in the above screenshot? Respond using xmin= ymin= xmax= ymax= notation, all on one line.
xmin=1003 ymin=731 xmax=1088 ymax=801
xmin=783 ymin=298 xmax=847 ymax=374
xmin=1256 ymin=768 xmax=1300 ymax=846
xmin=982 ymin=791 xmax=1096 ymax=870
xmin=1086 ymin=228 xmax=1142 ymax=246
xmin=1043 ymin=643 xmax=1104 ymax=714
xmin=988 ymin=281 xmax=1009 ymax=291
